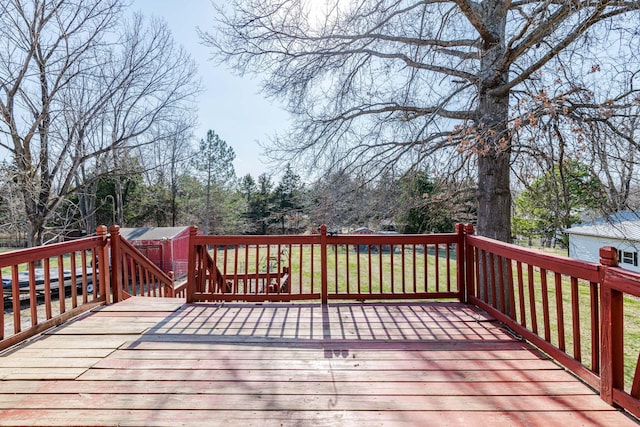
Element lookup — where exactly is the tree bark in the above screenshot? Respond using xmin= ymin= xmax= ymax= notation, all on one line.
xmin=26 ymin=216 xmax=45 ymax=247
xmin=475 ymin=0 xmax=511 ymax=243
xmin=473 ymin=0 xmax=512 ymax=313
xmin=476 ymin=151 xmax=511 ymax=242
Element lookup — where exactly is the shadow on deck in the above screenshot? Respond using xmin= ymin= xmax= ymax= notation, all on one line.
xmin=0 ymin=297 xmax=637 ymax=426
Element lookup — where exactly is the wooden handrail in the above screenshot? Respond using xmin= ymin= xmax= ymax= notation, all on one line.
xmin=464 ymin=235 xmax=640 ymax=420
xmin=173 ymin=278 xmax=188 ymax=298
xmin=466 ymin=234 xmax=600 ymax=282
xmin=119 ymin=238 xmax=175 ymax=290
xmin=109 ymin=225 xmax=175 ymax=300
xmin=465 ymin=234 xmax=602 ymax=387
xmin=188 ymin=225 xmax=461 ymax=303
xmin=0 ymin=236 xmax=106 ymax=266
xmin=0 ymin=226 xmax=109 ymax=351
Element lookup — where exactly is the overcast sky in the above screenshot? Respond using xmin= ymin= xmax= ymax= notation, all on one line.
xmin=132 ymin=0 xmax=291 ymax=178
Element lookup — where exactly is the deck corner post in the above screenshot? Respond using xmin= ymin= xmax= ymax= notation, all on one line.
xmin=96 ymin=225 xmax=110 ymax=304
xmin=320 ymin=224 xmax=328 ymax=305
xmin=186 ymin=226 xmax=198 ymax=303
xmin=599 ymin=246 xmax=618 ymax=268
xmin=464 ymin=224 xmax=476 ymax=300
xmin=455 ymin=224 xmax=467 ymax=303
xmin=599 ymin=246 xmax=623 ymax=406
xmin=109 ymin=225 xmax=123 ymax=303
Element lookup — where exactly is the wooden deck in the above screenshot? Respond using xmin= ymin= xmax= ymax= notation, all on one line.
xmin=0 ymin=297 xmax=637 ymax=426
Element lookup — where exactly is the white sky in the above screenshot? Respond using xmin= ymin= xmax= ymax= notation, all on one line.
xmin=132 ymin=0 xmax=290 ymax=178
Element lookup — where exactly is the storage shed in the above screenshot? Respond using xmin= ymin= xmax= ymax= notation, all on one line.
xmin=565 ymin=211 xmax=640 ymax=272
xmin=352 ymin=227 xmax=375 ymax=235
xmin=119 ymin=227 xmax=193 ymax=279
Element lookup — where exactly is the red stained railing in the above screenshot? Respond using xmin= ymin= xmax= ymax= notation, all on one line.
xmin=0 ymin=226 xmax=110 ymax=351
xmin=465 ymin=231 xmax=601 ymax=388
xmin=463 ymin=227 xmax=640 ymax=420
xmin=187 ymin=225 xmax=463 ymax=303
xmin=188 ymin=227 xmax=321 ymax=302
xmin=598 ymin=247 xmax=640 ymax=418
xmin=0 ymin=225 xmax=181 ymax=351
xmin=172 ymin=279 xmax=189 ymax=299
xmin=109 ymin=226 xmax=176 ymax=301
xmin=321 ymin=229 xmax=462 ymax=302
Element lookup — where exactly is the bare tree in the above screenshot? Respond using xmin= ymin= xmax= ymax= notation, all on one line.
xmin=156 ymin=121 xmax=196 ymax=227
xmin=308 ymin=171 xmax=378 ymax=231
xmin=0 ymin=1 xmax=199 ymax=246
xmin=0 ymin=162 xmax=27 ymax=245
xmin=202 ymin=0 xmax=640 ymax=241
xmin=135 ymin=117 xmax=197 ymax=227
xmin=510 ymin=55 xmax=640 ymax=221
xmin=580 ymin=109 xmax=640 ymax=215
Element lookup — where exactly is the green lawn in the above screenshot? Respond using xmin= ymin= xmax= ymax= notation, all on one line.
xmin=624 ymin=296 xmax=640 ymax=391
xmin=214 ymin=243 xmax=458 ymax=296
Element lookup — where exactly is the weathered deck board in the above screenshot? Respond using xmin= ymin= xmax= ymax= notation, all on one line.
xmin=0 ymin=393 xmax=624 ymax=411
xmin=105 ymin=347 xmax=545 ymax=360
xmin=90 ymin=357 xmax=557 ymax=371
xmin=0 ymin=379 xmax=593 ymax=395
xmin=0 ymin=297 xmax=637 ymax=426
xmin=76 ymin=366 xmax=582 ymax=382
xmin=0 ymin=409 xmax=632 ymax=427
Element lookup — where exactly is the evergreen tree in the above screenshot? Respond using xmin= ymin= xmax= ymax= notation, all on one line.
xmin=195 ymin=130 xmax=237 ymax=234
xmin=273 ymin=164 xmax=305 ymax=233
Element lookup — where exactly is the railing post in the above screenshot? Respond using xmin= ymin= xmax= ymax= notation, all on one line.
xmin=320 ymin=224 xmax=328 ymax=305
xmin=166 ymin=271 xmax=175 ymax=297
xmin=464 ymin=224 xmax=476 ymax=301
xmin=96 ymin=225 xmax=110 ymax=304
xmin=455 ymin=224 xmax=466 ymax=302
xmin=186 ymin=226 xmax=198 ymax=303
xmin=599 ymin=246 xmax=624 ymax=405
xmin=109 ymin=225 xmax=123 ymax=303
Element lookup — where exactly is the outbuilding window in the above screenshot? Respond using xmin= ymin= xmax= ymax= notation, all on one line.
xmin=618 ymin=249 xmax=638 ymax=266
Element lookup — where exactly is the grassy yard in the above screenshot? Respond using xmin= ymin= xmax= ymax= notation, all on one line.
xmin=624 ymin=295 xmax=640 ymax=390
xmin=214 ymin=243 xmax=458 ymax=296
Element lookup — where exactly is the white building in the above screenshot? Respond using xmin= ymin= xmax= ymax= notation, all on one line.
xmin=565 ymin=211 xmax=640 ymax=272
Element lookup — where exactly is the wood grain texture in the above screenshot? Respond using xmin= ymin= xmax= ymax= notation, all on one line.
xmin=0 ymin=297 xmax=636 ymax=426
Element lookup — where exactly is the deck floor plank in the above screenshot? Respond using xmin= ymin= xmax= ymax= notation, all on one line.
xmin=0 ymin=409 xmax=632 ymax=427
xmin=76 ymin=367 xmax=582 ymax=382
xmin=104 ymin=347 xmax=545 ymax=360
xmin=0 ymin=297 xmax=637 ymax=426
xmin=0 ymin=393 xmax=623 ymax=411
xmin=0 ymin=379 xmax=594 ymax=395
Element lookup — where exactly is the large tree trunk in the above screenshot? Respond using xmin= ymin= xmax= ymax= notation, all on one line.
xmin=476 ymin=151 xmax=511 ymax=242
xmin=26 ymin=215 xmax=45 ymax=248
xmin=474 ymin=1 xmax=512 ymax=314
xmin=476 ymin=0 xmax=511 ymax=243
